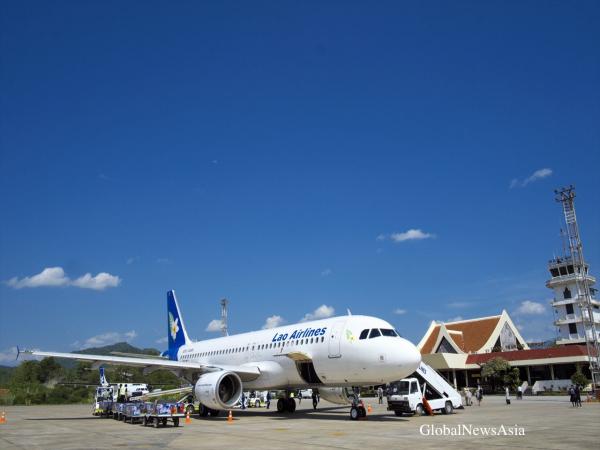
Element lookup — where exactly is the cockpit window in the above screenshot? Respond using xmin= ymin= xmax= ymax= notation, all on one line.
xmin=380 ymin=329 xmax=398 ymax=337
xmin=369 ymin=328 xmax=381 ymax=339
xmin=359 ymin=329 xmax=369 ymax=340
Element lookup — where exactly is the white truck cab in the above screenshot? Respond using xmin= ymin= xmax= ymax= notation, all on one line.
xmin=387 ymin=362 xmax=462 ymax=416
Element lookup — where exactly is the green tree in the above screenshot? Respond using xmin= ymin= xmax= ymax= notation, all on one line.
xmin=481 ymin=357 xmax=520 ymax=392
xmin=571 ymin=368 xmax=589 ymax=387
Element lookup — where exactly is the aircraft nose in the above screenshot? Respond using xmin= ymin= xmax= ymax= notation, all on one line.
xmin=397 ymin=338 xmax=421 ymax=376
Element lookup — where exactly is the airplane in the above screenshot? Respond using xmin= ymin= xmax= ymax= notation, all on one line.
xmin=22 ymin=290 xmax=421 ymax=420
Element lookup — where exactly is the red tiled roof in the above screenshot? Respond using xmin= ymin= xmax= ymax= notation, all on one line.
xmin=466 ymin=345 xmax=594 ymax=365
xmin=420 ymin=316 xmax=501 ymax=354
xmin=420 ymin=326 xmax=441 ymax=354
xmin=445 ymin=317 xmax=500 ymax=353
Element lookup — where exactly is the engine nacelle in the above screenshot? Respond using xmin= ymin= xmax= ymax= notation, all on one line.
xmin=194 ymin=371 xmax=242 ymax=411
xmin=318 ymin=387 xmax=357 ymax=405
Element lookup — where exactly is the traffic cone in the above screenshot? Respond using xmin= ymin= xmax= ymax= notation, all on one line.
xmin=0 ymin=411 xmax=6 ymax=424
xmin=367 ymin=404 xmax=372 ymax=413
xmin=185 ymin=411 xmax=191 ymax=424
xmin=227 ymin=410 xmax=233 ymax=423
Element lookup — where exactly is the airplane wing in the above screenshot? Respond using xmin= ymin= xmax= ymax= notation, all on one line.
xmin=22 ymin=350 xmax=261 ymax=382
xmin=139 ymin=386 xmax=194 ymax=400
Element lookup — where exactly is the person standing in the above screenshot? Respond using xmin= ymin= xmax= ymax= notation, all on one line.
xmin=266 ymin=391 xmax=271 ymax=409
xmin=517 ymin=385 xmax=522 ymax=399
xmin=476 ymin=386 xmax=483 ymax=406
xmin=574 ymin=385 xmax=582 ymax=407
xmin=569 ymin=385 xmax=576 ymax=407
xmin=505 ymin=386 xmax=511 ymax=405
xmin=312 ymin=390 xmax=318 ymax=410
xmin=465 ymin=388 xmax=472 ymax=406
xmin=377 ymin=386 xmax=384 ymax=404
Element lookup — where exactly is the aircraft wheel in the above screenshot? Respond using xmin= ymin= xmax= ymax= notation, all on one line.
xmin=198 ymin=404 xmax=209 ymax=417
xmin=277 ymin=398 xmax=285 ymax=412
xmin=350 ymin=406 xmax=359 ymax=421
xmin=358 ymin=405 xmax=366 ymax=417
xmin=286 ymin=398 xmax=296 ymax=413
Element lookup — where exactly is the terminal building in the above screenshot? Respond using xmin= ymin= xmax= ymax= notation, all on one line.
xmin=416 ymin=186 xmax=599 ymax=392
xmin=417 ymin=310 xmax=594 ymax=393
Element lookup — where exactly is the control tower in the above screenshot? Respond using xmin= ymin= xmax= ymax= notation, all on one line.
xmin=547 ymin=186 xmax=600 ymax=388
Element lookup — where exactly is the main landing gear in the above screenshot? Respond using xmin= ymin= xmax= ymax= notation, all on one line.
xmin=276 ymin=393 xmax=297 ymax=413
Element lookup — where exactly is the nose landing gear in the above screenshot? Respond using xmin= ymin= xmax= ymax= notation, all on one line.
xmin=348 ymin=387 xmax=366 ymax=420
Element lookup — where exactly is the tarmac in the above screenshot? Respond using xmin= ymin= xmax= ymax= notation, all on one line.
xmin=0 ymin=395 xmax=598 ymax=450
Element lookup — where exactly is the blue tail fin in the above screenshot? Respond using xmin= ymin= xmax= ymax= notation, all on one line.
xmin=99 ymin=367 xmax=108 ymax=387
xmin=167 ymin=290 xmax=191 ymax=360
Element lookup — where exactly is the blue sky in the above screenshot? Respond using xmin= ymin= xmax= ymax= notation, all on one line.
xmin=1 ymin=1 xmax=599 ymax=364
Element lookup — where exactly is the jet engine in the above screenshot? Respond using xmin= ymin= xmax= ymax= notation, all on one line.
xmin=194 ymin=371 xmax=242 ymax=411
xmin=318 ymin=387 xmax=357 ymax=405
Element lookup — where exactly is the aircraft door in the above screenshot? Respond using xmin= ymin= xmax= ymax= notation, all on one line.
xmin=328 ymin=321 xmax=344 ymax=358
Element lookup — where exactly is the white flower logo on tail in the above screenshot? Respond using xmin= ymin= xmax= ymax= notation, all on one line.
xmin=169 ymin=312 xmax=179 ymax=341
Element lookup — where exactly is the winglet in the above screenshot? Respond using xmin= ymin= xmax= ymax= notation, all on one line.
xmin=16 ymin=347 xmax=33 ymax=360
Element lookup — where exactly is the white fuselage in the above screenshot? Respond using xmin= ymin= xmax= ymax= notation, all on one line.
xmin=177 ymin=315 xmax=421 ymax=389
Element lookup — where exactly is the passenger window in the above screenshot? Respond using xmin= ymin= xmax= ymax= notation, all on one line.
xmin=369 ymin=329 xmax=381 ymax=339
xmin=359 ymin=329 xmax=369 ymax=340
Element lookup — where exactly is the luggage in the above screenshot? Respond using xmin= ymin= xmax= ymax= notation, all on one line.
xmin=506 ymin=399 xmax=511 ymax=405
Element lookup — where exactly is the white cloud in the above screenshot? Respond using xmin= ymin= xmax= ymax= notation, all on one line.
xmin=6 ymin=267 xmax=70 ymax=289
xmin=155 ymin=336 xmax=168 ymax=344
xmin=73 ymin=330 xmax=137 ymax=349
xmin=156 ymin=258 xmax=172 ymax=264
xmin=510 ymin=168 xmax=553 ymax=188
xmin=262 ymin=315 xmax=285 ymax=329
xmin=301 ymin=305 xmax=335 ymax=322
xmin=321 ymin=268 xmax=332 ymax=277
xmin=71 ymin=272 xmax=121 ymax=290
xmin=5 ymin=266 xmax=121 ymax=291
xmin=391 ymin=229 xmax=435 ymax=242
xmin=515 ymin=300 xmax=546 ymax=315
xmin=126 ymin=256 xmax=140 ymax=265
xmin=393 ymin=308 xmax=407 ymax=315
xmin=205 ymin=319 xmax=223 ymax=332
xmin=377 ymin=229 xmax=435 ymax=244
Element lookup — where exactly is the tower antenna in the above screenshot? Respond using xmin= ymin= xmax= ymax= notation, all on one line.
xmin=220 ymin=298 xmax=229 ymax=336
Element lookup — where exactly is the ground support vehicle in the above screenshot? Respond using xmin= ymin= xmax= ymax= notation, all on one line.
xmin=142 ymin=401 xmax=185 ymax=428
xmin=94 ymin=400 xmax=114 ymax=418
xmin=387 ymin=362 xmax=462 ymax=416
xmin=246 ymin=391 xmax=268 ymax=408
xmin=122 ymin=402 xmax=145 ymax=423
